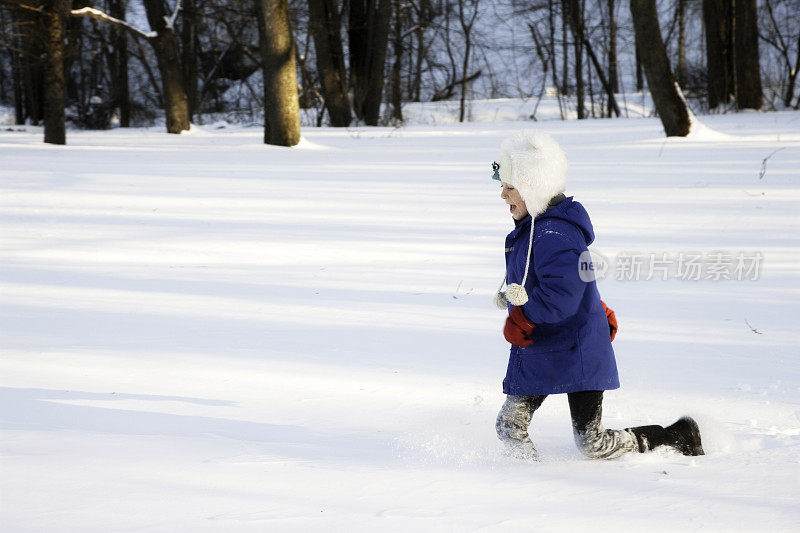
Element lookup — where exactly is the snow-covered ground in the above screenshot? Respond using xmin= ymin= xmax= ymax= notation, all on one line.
xmin=2 ymin=110 xmax=799 ymax=531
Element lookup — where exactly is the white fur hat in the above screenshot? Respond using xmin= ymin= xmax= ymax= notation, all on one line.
xmin=494 ymin=131 xmax=569 ymax=309
xmin=496 ymin=130 xmax=568 ymax=216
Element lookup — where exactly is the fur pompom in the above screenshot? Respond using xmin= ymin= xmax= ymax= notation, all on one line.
xmin=506 ymin=283 xmax=529 ymax=306
xmin=493 ymin=290 xmax=508 ymax=310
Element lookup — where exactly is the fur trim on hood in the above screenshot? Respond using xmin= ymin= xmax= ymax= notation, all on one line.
xmin=497 ymin=131 xmax=568 ymax=216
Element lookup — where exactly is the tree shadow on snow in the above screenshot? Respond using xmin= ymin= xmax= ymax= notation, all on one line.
xmin=0 ymin=387 xmax=396 ymax=464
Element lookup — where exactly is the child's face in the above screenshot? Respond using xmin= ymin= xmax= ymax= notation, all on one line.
xmin=500 ymin=183 xmax=529 ymax=220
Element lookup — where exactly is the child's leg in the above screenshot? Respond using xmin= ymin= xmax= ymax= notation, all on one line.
xmin=496 ymin=394 xmax=547 ymax=459
xmin=568 ymin=391 xmax=705 ymax=458
xmin=567 ymin=390 xmax=639 ymax=460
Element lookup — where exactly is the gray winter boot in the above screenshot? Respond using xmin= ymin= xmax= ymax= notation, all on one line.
xmin=500 ymin=439 xmax=540 ymax=462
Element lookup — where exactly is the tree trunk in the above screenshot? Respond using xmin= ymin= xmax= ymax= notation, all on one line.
xmin=702 ymin=0 xmax=732 ymax=109
xmin=582 ymin=33 xmax=621 ymax=117
xmin=19 ymin=9 xmax=45 ymax=125
xmin=413 ymin=24 xmax=423 ymax=101
xmin=108 ymin=0 xmax=130 ymax=127
xmin=459 ymin=35 xmax=470 ymax=122
xmin=587 ymin=54 xmax=595 ymax=117
xmin=390 ymin=0 xmax=404 ymax=122
xmin=13 ymin=53 xmax=25 ymax=124
xmin=676 ymin=0 xmax=686 ymax=88
xmin=733 ymin=0 xmax=762 ymax=109
xmin=182 ymin=0 xmax=198 ymax=119
xmin=349 ymin=0 xmax=392 ymax=125
xmin=635 ymin=44 xmax=644 ymax=91
xmin=630 ymin=0 xmax=690 ymax=136
xmin=547 ymin=0 xmax=565 ymax=119
xmin=142 ymin=0 xmax=190 ymax=133
xmin=561 ymin=3 xmax=568 ymax=95
xmin=43 ymin=0 xmax=66 ymax=144
xmin=10 ymin=10 xmax=26 ymax=124
xmin=564 ymin=0 xmax=585 ymax=118
xmin=607 ymin=0 xmax=618 ymax=93
xmin=254 ymin=0 xmax=301 ymax=146
xmin=458 ymin=0 xmax=478 ymax=123
xmin=0 ymin=9 xmax=9 ymax=103
xmin=307 ymin=0 xmax=352 ymax=126
xmin=787 ymin=33 xmax=800 ymax=108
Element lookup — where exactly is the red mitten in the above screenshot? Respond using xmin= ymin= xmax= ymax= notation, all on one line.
xmin=601 ymin=301 xmax=618 ymax=342
xmin=504 ymin=306 xmax=535 ymax=347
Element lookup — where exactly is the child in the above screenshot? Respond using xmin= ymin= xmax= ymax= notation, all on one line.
xmin=492 ymin=131 xmax=704 ymax=460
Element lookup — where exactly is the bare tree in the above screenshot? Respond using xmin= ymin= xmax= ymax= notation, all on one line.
xmin=307 ymin=0 xmax=351 ymax=126
xmin=2 ymin=2 xmax=46 ymax=126
xmin=702 ymin=0 xmax=732 ymax=108
xmin=703 ymin=0 xmax=762 ymax=110
xmin=564 ymin=0 xmax=619 ymax=117
xmin=9 ymin=10 xmax=28 ymax=124
xmin=630 ymin=0 xmax=690 ymax=136
xmin=457 ymin=0 xmax=478 ymax=122
xmin=635 ymin=42 xmax=644 ymax=91
xmin=43 ymin=0 xmax=67 ymax=144
xmin=141 ymin=0 xmax=190 ymax=132
xmin=108 ymin=0 xmax=130 ymax=127
xmin=548 ymin=0 xmax=566 ymax=119
xmin=389 ymin=0 xmax=406 ymax=122
xmin=734 ymin=0 xmax=762 ymax=109
xmin=761 ymin=0 xmax=800 ymax=108
xmin=1 ymin=0 xmax=67 ymax=142
xmin=181 ymin=0 xmax=198 ymax=119
xmin=348 ymin=0 xmax=391 ymax=125
xmin=676 ymin=0 xmax=686 ymax=88
xmin=607 ymin=0 xmax=618 ymax=93
xmin=563 ymin=0 xmax=585 ymax=118
xmin=254 ymin=0 xmax=300 ymax=145
xmin=408 ymin=0 xmax=435 ymax=102
xmin=71 ymin=0 xmax=191 ymax=133
xmin=561 ymin=1 xmax=569 ymax=95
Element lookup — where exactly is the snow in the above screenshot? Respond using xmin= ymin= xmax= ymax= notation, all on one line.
xmin=2 ymin=109 xmax=800 ymax=531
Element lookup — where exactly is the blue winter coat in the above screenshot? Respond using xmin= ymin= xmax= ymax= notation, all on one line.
xmin=502 ymin=196 xmax=620 ymax=395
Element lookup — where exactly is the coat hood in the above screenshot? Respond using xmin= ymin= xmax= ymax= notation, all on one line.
xmin=535 ymin=196 xmax=595 ymax=246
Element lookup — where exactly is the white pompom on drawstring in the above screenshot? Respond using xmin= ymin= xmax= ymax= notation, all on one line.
xmin=504 ymin=213 xmax=535 ymax=307
xmin=493 ymin=290 xmax=508 ymax=310
xmin=506 ymin=283 xmax=529 ymax=306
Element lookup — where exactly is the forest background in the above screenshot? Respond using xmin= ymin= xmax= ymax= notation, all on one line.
xmin=1 ymin=0 xmax=799 ymax=145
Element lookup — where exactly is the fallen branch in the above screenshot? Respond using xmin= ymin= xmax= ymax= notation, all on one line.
xmin=744 ymin=318 xmax=763 ymax=335
xmin=758 ymin=147 xmax=785 ymax=179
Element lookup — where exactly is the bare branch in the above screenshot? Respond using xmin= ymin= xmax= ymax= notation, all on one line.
xmin=70 ymin=6 xmax=156 ymax=40
xmin=164 ymin=0 xmax=181 ymax=31
xmin=764 ymin=0 xmax=789 ymax=59
xmin=0 ymin=0 xmax=43 ymax=13
xmin=400 ymin=24 xmax=420 ymax=40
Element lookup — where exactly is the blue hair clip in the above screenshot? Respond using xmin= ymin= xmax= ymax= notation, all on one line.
xmin=491 ymin=161 xmax=500 ymax=181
